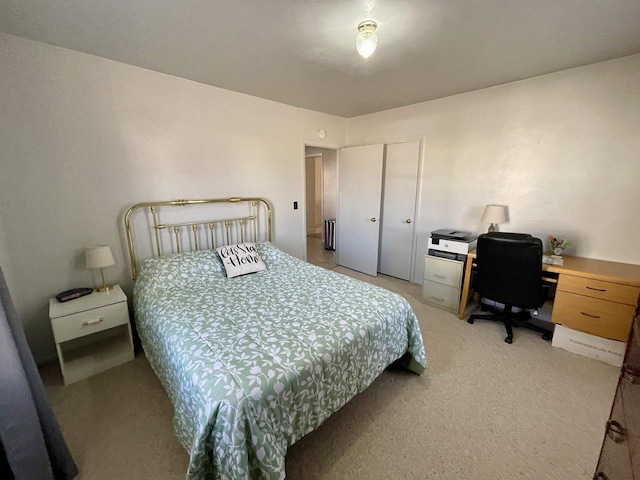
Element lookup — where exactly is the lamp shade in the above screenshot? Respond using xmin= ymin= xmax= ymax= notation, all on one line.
xmin=85 ymin=245 xmax=115 ymax=269
xmin=481 ymin=205 xmax=507 ymax=224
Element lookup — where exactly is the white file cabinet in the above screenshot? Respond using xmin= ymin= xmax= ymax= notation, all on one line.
xmin=422 ymin=255 xmax=464 ymax=313
xmin=49 ymin=285 xmax=134 ymax=385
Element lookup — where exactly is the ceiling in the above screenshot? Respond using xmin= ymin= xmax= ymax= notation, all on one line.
xmin=2 ymin=0 xmax=640 ymax=117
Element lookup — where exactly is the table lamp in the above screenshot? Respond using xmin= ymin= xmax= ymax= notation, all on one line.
xmin=481 ymin=205 xmax=507 ymax=233
xmin=86 ymin=245 xmax=115 ymax=292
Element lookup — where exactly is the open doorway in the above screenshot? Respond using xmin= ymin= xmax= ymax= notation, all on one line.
xmin=304 ymin=146 xmax=337 ymax=270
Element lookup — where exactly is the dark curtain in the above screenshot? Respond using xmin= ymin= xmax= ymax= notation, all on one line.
xmin=0 ymin=267 xmax=78 ymax=480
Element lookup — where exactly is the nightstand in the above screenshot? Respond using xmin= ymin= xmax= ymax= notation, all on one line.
xmin=49 ymin=285 xmax=134 ymax=385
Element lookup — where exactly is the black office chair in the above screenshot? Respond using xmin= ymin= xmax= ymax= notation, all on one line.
xmin=467 ymin=232 xmax=552 ymax=344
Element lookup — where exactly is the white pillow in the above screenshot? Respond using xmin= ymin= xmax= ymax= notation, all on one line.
xmin=216 ymin=243 xmax=267 ymax=278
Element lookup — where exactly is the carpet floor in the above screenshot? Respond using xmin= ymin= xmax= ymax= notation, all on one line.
xmin=41 ymin=263 xmax=619 ymax=480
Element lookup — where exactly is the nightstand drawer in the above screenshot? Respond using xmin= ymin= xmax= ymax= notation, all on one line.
xmin=422 ymin=280 xmax=460 ymax=311
xmin=51 ymin=302 xmax=129 ymax=343
xmin=424 ymin=255 xmax=463 ymax=288
xmin=552 ymin=291 xmax=634 ymax=341
xmin=557 ymin=275 xmax=640 ymax=306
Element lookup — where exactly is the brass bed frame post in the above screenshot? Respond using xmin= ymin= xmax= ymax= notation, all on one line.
xmin=224 ymin=221 xmax=231 ymax=246
xmin=208 ymin=222 xmax=215 ymax=249
xmin=252 ymin=201 xmax=258 ymax=242
xmin=192 ymin=224 xmax=199 ymax=251
xmin=151 ymin=206 xmax=161 ymax=257
xmin=239 ymin=219 xmax=245 ymax=243
xmin=264 ymin=199 xmax=272 ymax=243
xmin=173 ymin=226 xmax=181 ymax=253
xmin=124 ymin=206 xmax=139 ymax=281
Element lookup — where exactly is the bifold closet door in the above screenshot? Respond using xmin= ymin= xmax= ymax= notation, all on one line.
xmin=378 ymin=141 xmax=420 ymax=281
xmin=336 ymin=144 xmax=384 ymax=276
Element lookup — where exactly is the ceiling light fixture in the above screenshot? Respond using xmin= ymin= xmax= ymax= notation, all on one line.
xmin=356 ymin=20 xmax=378 ymax=59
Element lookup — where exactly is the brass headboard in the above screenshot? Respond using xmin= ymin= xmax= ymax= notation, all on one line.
xmin=124 ymin=197 xmax=272 ymax=281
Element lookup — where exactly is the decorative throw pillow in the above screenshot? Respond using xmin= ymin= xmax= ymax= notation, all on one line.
xmin=216 ymin=243 xmax=267 ymax=278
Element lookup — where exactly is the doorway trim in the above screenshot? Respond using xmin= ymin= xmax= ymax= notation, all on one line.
xmin=305 ymin=153 xmax=324 ymax=236
xmin=302 ymin=142 xmax=340 ymax=262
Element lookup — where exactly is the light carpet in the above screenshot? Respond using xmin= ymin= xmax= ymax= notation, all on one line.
xmin=306 ymin=234 xmax=336 ymax=270
xmin=40 ymin=267 xmax=618 ymax=480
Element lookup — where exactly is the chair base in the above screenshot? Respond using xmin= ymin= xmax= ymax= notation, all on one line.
xmin=468 ymin=304 xmax=552 ymax=344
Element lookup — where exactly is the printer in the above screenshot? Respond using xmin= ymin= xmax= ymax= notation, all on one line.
xmin=428 ymin=229 xmax=478 ymax=261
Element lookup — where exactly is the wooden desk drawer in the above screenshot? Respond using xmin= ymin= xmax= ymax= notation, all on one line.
xmin=422 ymin=280 xmax=460 ymax=312
xmin=552 ymin=292 xmax=634 ymax=341
xmin=51 ymin=302 xmax=129 ymax=343
xmin=558 ymin=275 xmax=640 ymax=306
xmin=424 ymin=256 xmax=463 ymax=288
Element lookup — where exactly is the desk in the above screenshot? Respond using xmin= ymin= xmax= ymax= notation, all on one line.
xmin=458 ymin=251 xmax=640 ymax=341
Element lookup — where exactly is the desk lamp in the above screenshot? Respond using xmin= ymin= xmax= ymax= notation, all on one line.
xmin=86 ymin=245 xmax=115 ymax=292
xmin=481 ymin=205 xmax=507 ymax=232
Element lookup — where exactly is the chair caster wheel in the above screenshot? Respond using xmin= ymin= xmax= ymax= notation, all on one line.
xmin=505 ymin=336 xmax=513 ymax=344
xmin=542 ymin=333 xmax=551 ymax=341
xmin=467 ymin=318 xmax=474 ymax=324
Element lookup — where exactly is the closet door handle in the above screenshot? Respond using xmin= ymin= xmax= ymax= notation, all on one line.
xmin=405 ymin=219 xmax=412 ymax=224
xmin=370 ymin=217 xmax=377 ymax=222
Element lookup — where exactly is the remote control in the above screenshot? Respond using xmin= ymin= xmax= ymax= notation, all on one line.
xmin=56 ymin=287 xmax=94 ymax=302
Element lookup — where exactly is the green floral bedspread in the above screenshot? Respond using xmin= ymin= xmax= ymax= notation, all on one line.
xmin=134 ymin=242 xmax=426 ymax=480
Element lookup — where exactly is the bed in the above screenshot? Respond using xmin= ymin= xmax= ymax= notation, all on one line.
xmin=125 ymin=197 xmax=426 ymax=480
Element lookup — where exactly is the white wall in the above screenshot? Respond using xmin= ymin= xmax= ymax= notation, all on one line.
xmin=0 ymin=154 xmax=17 ymax=304
xmin=305 ymin=146 xmax=338 ymax=220
xmin=0 ymin=33 xmax=347 ymax=362
xmin=314 ymin=158 xmax=322 ymax=231
xmin=305 ymin=156 xmax=318 ymax=234
xmin=322 ymin=150 xmax=337 ymax=221
xmin=347 ymin=54 xmax=640 ymax=284
xmin=0 ymin=214 xmax=17 ymax=294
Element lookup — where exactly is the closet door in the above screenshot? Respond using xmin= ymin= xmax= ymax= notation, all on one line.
xmin=378 ymin=141 xmax=420 ymax=281
xmin=336 ymin=144 xmax=384 ymax=276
